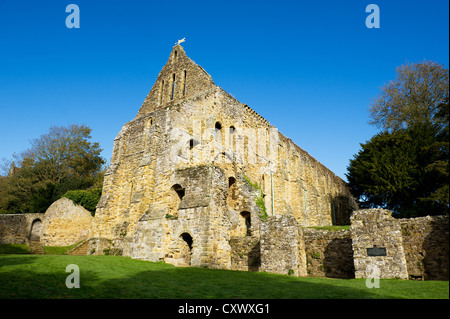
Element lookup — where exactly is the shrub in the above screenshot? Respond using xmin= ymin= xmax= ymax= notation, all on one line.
xmin=62 ymin=188 xmax=102 ymax=216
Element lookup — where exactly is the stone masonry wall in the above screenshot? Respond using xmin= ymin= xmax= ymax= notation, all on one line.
xmin=260 ymin=215 xmax=307 ymax=277
xmin=303 ymin=228 xmax=354 ymax=279
xmin=127 ymin=165 xmax=235 ymax=269
xmin=0 ymin=213 xmax=44 ymax=244
xmin=400 ymin=215 xmax=449 ymax=280
xmin=88 ymin=44 xmax=356 ymax=273
xmin=230 ymin=236 xmax=261 ymax=272
xmin=90 ymin=44 xmax=355 ymax=249
xmin=351 ymin=209 xmax=408 ymax=279
xmin=0 ymin=199 xmax=92 ymax=247
xmin=40 ymin=198 xmax=93 ymax=246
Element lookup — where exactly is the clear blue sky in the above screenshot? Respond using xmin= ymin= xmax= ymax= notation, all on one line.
xmin=0 ymin=0 xmax=448 ymax=180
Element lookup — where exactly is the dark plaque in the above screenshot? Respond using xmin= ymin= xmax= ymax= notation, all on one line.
xmin=367 ymin=247 xmax=387 ymax=256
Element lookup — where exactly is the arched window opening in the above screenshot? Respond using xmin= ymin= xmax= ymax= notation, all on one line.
xmin=214 ymin=122 xmax=222 ymax=141
xmin=229 ymin=126 xmax=236 ymax=152
xmin=160 ymin=80 xmax=165 ymax=104
xmin=228 ymin=176 xmax=236 ymax=188
xmin=240 ymin=212 xmax=251 ymax=237
xmin=172 ymin=184 xmax=185 ymax=200
xmin=183 ymin=70 xmax=187 ymax=97
xmin=171 ymin=73 xmax=176 ymax=100
xmin=189 ymin=138 xmax=199 ymax=150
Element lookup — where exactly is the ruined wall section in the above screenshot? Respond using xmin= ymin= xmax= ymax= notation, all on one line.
xmin=89 ymin=45 xmax=355 ymax=260
xmin=260 ymin=215 xmax=307 ymax=277
xmin=270 ymin=133 xmax=354 ymax=227
xmin=203 ymin=88 xmax=355 ymax=227
xmin=400 ymin=215 xmax=449 ymax=280
xmin=0 ymin=213 xmax=44 ymax=245
xmin=91 ymin=112 xmax=158 ymax=241
xmin=351 ymin=209 xmax=409 ymax=279
xmin=40 ymin=198 xmax=92 ymax=246
xmin=303 ymin=227 xmax=354 ymax=278
xmin=130 ymin=165 xmax=233 ymax=269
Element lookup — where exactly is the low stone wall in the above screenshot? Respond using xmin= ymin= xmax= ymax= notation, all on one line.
xmin=230 ymin=236 xmax=260 ymax=271
xmin=400 ymin=215 xmax=449 ymax=280
xmin=303 ymin=228 xmax=354 ymax=279
xmin=351 ymin=209 xmax=408 ymax=279
xmin=0 ymin=198 xmax=93 ymax=248
xmin=0 ymin=213 xmax=44 ymax=244
xmin=260 ymin=215 xmax=307 ymax=277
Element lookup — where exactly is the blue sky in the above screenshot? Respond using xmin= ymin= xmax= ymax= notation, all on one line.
xmin=0 ymin=0 xmax=448 ymax=180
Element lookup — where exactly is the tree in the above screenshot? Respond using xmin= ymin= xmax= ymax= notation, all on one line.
xmin=369 ymin=60 xmax=449 ymax=131
xmin=0 ymin=124 xmax=105 ymax=214
xmin=23 ymin=124 xmax=105 ymax=183
xmin=346 ymin=123 xmax=448 ymax=217
xmin=348 ymin=60 xmax=449 ymax=217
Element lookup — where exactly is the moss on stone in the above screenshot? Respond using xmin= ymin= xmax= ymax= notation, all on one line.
xmin=243 ymin=175 xmax=268 ymax=221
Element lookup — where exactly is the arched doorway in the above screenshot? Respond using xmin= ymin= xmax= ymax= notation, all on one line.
xmin=30 ymin=219 xmax=43 ymax=241
xmin=180 ymin=233 xmax=193 ymax=266
xmin=29 ymin=219 xmax=44 ymax=254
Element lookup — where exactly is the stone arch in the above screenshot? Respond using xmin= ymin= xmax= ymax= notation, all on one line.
xmin=240 ymin=211 xmax=252 ymax=237
xmin=229 ymin=126 xmax=236 ymax=152
xmin=168 ymin=184 xmax=185 ymax=218
xmin=227 ymin=177 xmax=238 ymax=208
xmin=228 ymin=176 xmax=236 ymax=188
xmin=29 ymin=219 xmax=43 ymax=241
xmin=180 ymin=232 xmax=193 ymax=266
xmin=214 ymin=121 xmax=222 ymax=142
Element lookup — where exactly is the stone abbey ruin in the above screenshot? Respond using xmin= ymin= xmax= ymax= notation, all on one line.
xmin=1 ymin=45 xmax=448 ymax=280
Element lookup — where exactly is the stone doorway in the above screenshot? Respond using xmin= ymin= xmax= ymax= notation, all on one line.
xmin=29 ymin=219 xmax=44 ymax=254
xmin=180 ymin=233 xmax=193 ymax=266
xmin=30 ymin=219 xmax=43 ymax=241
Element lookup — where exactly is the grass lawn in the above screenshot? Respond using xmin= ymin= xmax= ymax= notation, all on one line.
xmin=0 ymin=254 xmax=448 ymax=299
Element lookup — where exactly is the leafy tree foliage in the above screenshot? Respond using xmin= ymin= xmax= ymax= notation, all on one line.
xmin=346 ymin=123 xmax=448 ymax=217
xmin=369 ymin=60 xmax=448 ymax=131
xmin=0 ymin=124 xmax=105 ymax=214
xmin=348 ymin=60 xmax=449 ymax=217
xmin=62 ymin=188 xmax=102 ymax=216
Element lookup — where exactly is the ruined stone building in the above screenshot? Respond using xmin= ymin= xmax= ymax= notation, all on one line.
xmin=1 ymin=45 xmax=448 ymax=280
xmin=87 ymin=44 xmax=356 ymax=271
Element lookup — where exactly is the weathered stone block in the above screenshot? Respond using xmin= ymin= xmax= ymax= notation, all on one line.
xmin=351 ymin=209 xmax=408 ymax=279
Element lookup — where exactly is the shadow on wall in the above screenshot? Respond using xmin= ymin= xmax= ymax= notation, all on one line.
xmin=423 ymin=217 xmax=449 ymax=280
xmin=323 ymin=237 xmax=355 ymax=279
xmin=248 ymin=241 xmax=261 ymax=272
xmin=330 ymin=195 xmax=357 ymax=226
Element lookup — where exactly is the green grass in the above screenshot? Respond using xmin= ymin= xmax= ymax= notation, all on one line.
xmin=0 ymin=242 xmax=82 ymax=255
xmin=0 ymin=244 xmax=31 ymax=254
xmin=0 ymin=255 xmax=448 ymax=299
xmin=42 ymin=241 xmax=84 ymax=255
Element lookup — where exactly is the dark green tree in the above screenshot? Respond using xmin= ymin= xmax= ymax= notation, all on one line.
xmin=347 ymin=122 xmax=448 ymax=217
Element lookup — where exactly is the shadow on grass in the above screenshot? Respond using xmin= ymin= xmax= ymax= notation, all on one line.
xmin=98 ymin=267 xmax=394 ymax=299
xmin=0 ymin=262 xmax=383 ymax=299
xmin=1 ymin=256 xmax=445 ymax=299
xmin=0 ymin=255 xmax=38 ymax=267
